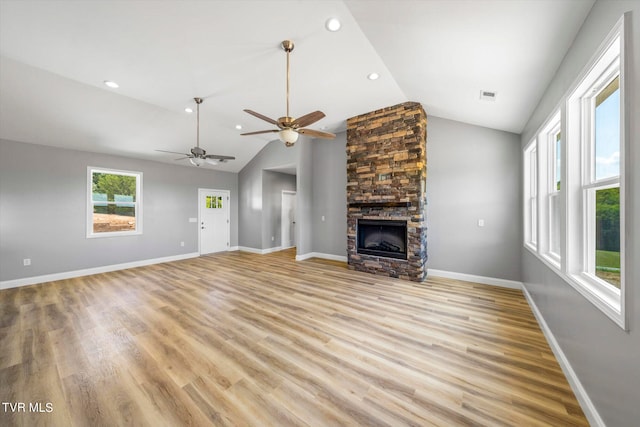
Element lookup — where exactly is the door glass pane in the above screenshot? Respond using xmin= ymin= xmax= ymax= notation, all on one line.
xmin=595 ymin=76 xmax=620 ymax=181
xmin=206 ymin=195 xmax=223 ymax=209
xmin=594 ymin=187 xmax=620 ymax=288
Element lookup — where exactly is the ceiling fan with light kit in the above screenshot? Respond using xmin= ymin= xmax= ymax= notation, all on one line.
xmin=157 ymin=97 xmax=235 ymax=166
xmin=242 ymin=40 xmax=336 ymax=147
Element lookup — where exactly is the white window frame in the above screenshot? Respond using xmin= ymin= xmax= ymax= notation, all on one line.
xmin=523 ymin=139 xmax=537 ymax=251
xmin=565 ymin=15 xmax=626 ymax=329
xmin=87 ymin=167 xmax=143 ymax=238
xmin=536 ymin=110 xmax=562 ymax=269
xmin=547 ymin=123 xmax=562 ymax=261
xmin=522 ymin=15 xmax=628 ymax=330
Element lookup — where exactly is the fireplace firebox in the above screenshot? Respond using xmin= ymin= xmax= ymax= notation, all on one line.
xmin=357 ymin=219 xmax=407 ymax=260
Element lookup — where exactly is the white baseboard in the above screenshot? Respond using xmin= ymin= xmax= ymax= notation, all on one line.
xmin=237 ymin=246 xmax=286 ymax=255
xmin=237 ymin=246 xmax=263 ymax=254
xmin=0 ymin=252 xmax=200 ymax=290
xmin=228 ymin=246 xmax=240 ymax=251
xmin=522 ymin=286 xmax=605 ymax=427
xmin=428 ymin=269 xmax=522 ymax=289
xmin=263 ymin=246 xmax=285 ymax=254
xmin=296 ymin=252 xmax=348 ymax=262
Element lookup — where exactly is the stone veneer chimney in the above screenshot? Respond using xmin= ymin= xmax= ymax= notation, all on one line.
xmin=346 ymin=102 xmax=427 ymax=281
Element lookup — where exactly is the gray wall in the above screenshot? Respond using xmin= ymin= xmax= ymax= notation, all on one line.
xmin=520 ymin=1 xmax=640 ymax=425
xmin=426 ymin=116 xmax=522 ymax=281
xmin=237 ymin=134 xmax=346 ymax=257
xmin=238 ymin=139 xmax=298 ymax=250
xmin=301 ymin=120 xmax=521 ymax=277
xmin=262 ymin=170 xmax=296 ymax=249
xmin=311 ymin=131 xmax=347 ymax=257
xmin=0 ymin=138 xmax=238 ymax=282
xmin=294 ymin=138 xmax=314 ymax=256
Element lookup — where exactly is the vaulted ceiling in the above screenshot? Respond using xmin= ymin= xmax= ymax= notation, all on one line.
xmin=0 ymin=0 xmax=595 ymax=172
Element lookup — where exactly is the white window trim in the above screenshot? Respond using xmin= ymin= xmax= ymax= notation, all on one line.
xmin=537 ymin=110 xmax=562 ymax=269
xmin=565 ymin=14 xmax=626 ymax=329
xmin=522 ymin=14 xmax=628 ymax=330
xmin=87 ymin=166 xmax=143 ymax=238
xmin=547 ymin=122 xmax=562 ymax=262
xmin=523 ymin=139 xmax=537 ymax=253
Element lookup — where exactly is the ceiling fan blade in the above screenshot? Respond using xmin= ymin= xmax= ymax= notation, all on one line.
xmin=292 ymin=110 xmax=325 ymax=128
xmin=243 ymin=109 xmax=278 ymax=125
xmin=174 ymin=156 xmax=192 ymax=161
xmin=156 ymin=149 xmax=189 ymax=156
xmin=298 ymin=128 xmax=336 ymax=139
xmin=205 ymin=154 xmax=236 ymax=160
xmin=241 ymin=129 xmax=279 ymax=136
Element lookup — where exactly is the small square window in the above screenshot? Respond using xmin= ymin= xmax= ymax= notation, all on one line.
xmin=88 ymin=167 xmax=142 ymax=237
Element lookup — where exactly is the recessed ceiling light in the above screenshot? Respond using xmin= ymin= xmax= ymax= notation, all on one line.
xmin=185 ymin=107 xmax=193 ymax=113
xmin=235 ymin=124 xmax=243 ymax=130
xmin=367 ymin=73 xmax=379 ymax=80
xmin=103 ymin=80 xmax=119 ymax=89
xmin=325 ymin=18 xmax=341 ymax=32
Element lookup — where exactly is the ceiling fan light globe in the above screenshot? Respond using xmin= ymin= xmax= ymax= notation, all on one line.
xmin=205 ymin=158 xmax=220 ymax=165
xmin=279 ymin=128 xmax=299 ymax=144
xmin=189 ymin=157 xmax=203 ymax=167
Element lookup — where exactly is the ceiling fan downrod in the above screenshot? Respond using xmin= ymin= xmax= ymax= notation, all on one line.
xmin=194 ymin=97 xmax=203 ymax=150
xmin=282 ymin=40 xmax=294 ymax=120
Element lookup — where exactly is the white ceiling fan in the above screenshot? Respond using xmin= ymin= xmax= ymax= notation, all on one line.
xmin=157 ymin=97 xmax=235 ymax=166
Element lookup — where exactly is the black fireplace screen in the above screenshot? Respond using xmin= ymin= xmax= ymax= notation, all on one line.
xmin=357 ymin=219 xmax=407 ymax=260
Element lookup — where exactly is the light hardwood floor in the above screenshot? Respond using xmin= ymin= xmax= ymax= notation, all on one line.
xmin=0 ymin=249 xmax=588 ymax=426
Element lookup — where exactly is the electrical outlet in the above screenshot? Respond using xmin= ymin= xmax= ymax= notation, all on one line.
xmin=321 ymin=215 xmax=325 ymax=222
xmin=23 ymin=258 xmax=31 ymax=266
xmin=271 ymin=236 xmax=275 ymax=241
xmin=478 ymin=219 xmax=485 ymax=227
xmin=180 ymin=241 xmax=185 ymax=247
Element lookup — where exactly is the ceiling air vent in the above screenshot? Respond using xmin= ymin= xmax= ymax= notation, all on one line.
xmin=480 ymin=90 xmax=497 ymax=101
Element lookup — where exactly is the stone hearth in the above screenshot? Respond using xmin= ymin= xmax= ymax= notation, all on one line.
xmin=346 ymin=102 xmax=427 ymax=281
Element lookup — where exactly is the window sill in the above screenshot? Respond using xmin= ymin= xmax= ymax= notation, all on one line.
xmin=524 ymin=248 xmax=626 ymax=330
xmin=542 ymin=252 xmax=561 ymax=270
xmin=566 ymin=273 xmax=624 ymax=330
xmin=524 ymin=242 xmax=537 ymax=255
xmin=87 ymin=230 xmax=142 ymax=239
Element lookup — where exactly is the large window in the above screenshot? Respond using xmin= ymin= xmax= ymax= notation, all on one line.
xmin=87 ymin=167 xmax=142 ymax=237
xmin=532 ymin=110 xmax=561 ymax=267
xmin=566 ymin=18 xmax=625 ymax=328
xmin=588 ymin=76 xmax=621 ymax=289
xmin=524 ymin=16 xmax=627 ymax=329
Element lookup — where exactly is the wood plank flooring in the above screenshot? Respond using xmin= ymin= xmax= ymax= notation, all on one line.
xmin=0 ymin=249 xmax=588 ymax=426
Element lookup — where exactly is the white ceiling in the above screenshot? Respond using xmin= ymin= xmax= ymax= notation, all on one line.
xmin=0 ymin=0 xmax=594 ymax=173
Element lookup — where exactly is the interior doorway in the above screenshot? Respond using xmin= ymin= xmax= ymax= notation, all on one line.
xmin=198 ymin=188 xmax=230 ymax=255
xmin=281 ymin=191 xmax=296 ymax=249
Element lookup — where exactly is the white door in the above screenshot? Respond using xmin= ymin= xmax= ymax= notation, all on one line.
xmin=281 ymin=191 xmax=296 ymax=248
xmin=199 ymin=189 xmax=230 ymax=255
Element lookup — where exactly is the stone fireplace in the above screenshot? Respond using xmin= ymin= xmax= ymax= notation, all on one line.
xmin=346 ymin=102 xmax=427 ymax=281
